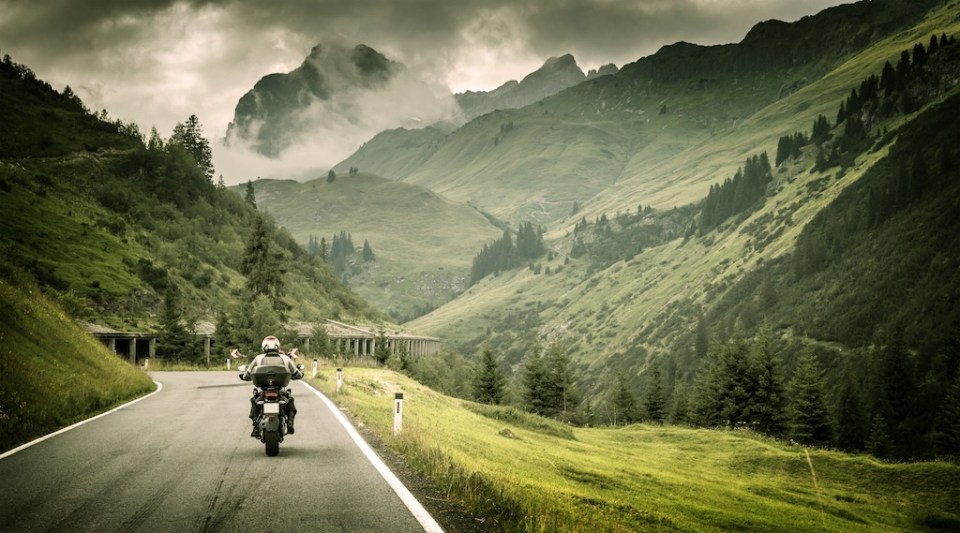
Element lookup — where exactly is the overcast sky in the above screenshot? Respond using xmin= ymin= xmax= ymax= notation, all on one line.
xmin=0 ymin=0 xmax=849 ymax=182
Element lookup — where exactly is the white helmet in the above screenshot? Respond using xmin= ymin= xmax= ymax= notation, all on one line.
xmin=261 ymin=336 xmax=281 ymax=354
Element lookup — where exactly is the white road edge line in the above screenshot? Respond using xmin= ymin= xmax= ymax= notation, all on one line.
xmin=0 ymin=381 xmax=164 ymax=461
xmin=298 ymin=380 xmax=444 ymax=533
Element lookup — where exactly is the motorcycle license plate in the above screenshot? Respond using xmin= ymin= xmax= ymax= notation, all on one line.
xmin=263 ymin=403 xmax=281 ymax=414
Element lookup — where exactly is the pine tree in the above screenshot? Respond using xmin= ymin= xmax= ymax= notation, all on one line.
xmin=643 ymin=365 xmax=667 ymax=424
xmin=670 ymin=385 xmax=691 ymax=425
xmin=751 ymin=327 xmax=787 ymax=436
xmin=240 ymin=214 xmax=287 ymax=314
xmin=811 ymin=114 xmax=831 ymax=145
xmin=612 ymin=374 xmax=638 ymax=425
xmin=695 ymin=310 xmax=709 ymax=360
xmin=543 ymin=340 xmax=579 ymax=422
xmin=873 ymin=325 xmax=916 ymax=457
xmin=933 ymin=374 xmax=960 ymax=457
xmin=912 ymin=42 xmax=927 ymax=68
xmin=788 ymin=352 xmax=833 ymax=446
xmin=362 ymin=239 xmax=375 ymax=261
xmin=835 ymin=369 xmax=869 ymax=451
xmin=327 ymin=169 xmax=336 ymax=183
xmin=245 ymin=293 xmax=284 ymax=354
xmin=867 ymin=413 xmax=894 ymax=459
xmin=374 ymin=330 xmax=390 ymax=366
xmin=170 ymin=114 xmax=214 ymax=180
xmin=156 ymin=286 xmax=199 ymax=362
xmin=522 ymin=343 xmax=549 ymax=415
xmin=319 ymin=237 xmax=329 ymax=261
xmin=472 ymin=348 xmax=507 ymax=405
xmin=928 ymin=34 xmax=939 ymax=56
xmin=148 ymin=126 xmax=164 ymax=151
xmin=693 ymin=336 xmax=755 ymax=428
xmin=311 ymin=324 xmax=332 ymax=357
xmin=244 ymin=180 xmax=257 ymax=208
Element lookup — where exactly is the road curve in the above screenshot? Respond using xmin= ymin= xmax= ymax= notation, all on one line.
xmin=0 ymin=371 xmax=440 ymax=532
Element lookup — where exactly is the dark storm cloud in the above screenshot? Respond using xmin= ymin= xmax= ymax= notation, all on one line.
xmin=0 ymin=0 xmax=849 ymax=182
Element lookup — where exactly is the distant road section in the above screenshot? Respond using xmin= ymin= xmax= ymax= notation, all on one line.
xmin=0 ymin=372 xmax=440 ymax=532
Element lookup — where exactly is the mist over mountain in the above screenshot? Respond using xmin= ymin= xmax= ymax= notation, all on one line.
xmin=221 ymin=43 xmax=615 ymax=182
xmin=222 ymin=41 xmax=459 ymax=175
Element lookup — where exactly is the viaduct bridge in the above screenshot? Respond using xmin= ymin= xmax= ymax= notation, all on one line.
xmin=84 ymin=319 xmax=441 ymax=363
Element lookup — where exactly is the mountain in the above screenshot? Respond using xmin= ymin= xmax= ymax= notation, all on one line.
xmin=224 ymin=42 xmax=458 ymax=164
xmin=226 ymin=44 xmax=613 ymax=169
xmin=226 ymin=43 xmax=400 ymax=157
xmin=332 ymin=56 xmax=618 ymax=181
xmin=454 ymin=54 xmax=618 ymax=120
xmin=334 ymin=0 xmax=944 ymax=229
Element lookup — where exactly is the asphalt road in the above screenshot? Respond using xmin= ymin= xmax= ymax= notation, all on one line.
xmin=0 ymin=371 xmax=440 ymax=532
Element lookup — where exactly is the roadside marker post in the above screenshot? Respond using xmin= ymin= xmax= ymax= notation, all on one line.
xmin=394 ymin=392 xmax=404 ymax=436
xmin=312 ymin=359 xmax=318 ymax=378
xmin=226 ymin=359 xmax=231 ymax=371
xmin=336 ymin=368 xmax=343 ymax=394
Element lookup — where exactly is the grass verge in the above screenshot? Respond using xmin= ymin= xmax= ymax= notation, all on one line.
xmin=0 ymin=277 xmax=156 ymax=452
xmin=311 ymin=366 xmax=960 ymax=532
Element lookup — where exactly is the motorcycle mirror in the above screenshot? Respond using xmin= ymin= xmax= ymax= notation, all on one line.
xmin=237 ymin=364 xmax=247 ymax=372
xmin=296 ymin=364 xmax=304 ymax=371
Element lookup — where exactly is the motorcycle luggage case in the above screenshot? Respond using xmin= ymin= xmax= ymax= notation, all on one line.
xmin=250 ymin=355 xmax=292 ymax=387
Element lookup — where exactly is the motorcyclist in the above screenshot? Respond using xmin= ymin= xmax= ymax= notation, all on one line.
xmin=241 ymin=336 xmax=302 ymax=437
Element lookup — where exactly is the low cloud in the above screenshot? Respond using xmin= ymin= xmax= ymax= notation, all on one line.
xmin=218 ymin=40 xmax=460 ymax=182
xmin=1 ymin=0 xmax=849 ymax=183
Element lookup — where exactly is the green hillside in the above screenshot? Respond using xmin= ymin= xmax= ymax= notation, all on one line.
xmin=399 ymin=1 xmax=960 ymax=461
xmin=0 ymin=52 xmax=385 ymax=350
xmin=331 ymin=125 xmax=449 ymax=181
xmin=315 ymin=366 xmax=960 ymax=532
xmin=243 ymin=173 xmax=502 ymax=322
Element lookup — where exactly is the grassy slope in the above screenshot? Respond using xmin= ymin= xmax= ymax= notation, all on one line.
xmin=584 ymin=0 xmax=958 ymax=225
xmin=247 ymin=174 xmax=502 ymax=321
xmin=0 ymin=277 xmax=156 ymax=451
xmin=333 ymin=1 xmax=941 ymax=230
xmin=409 ymin=4 xmax=960 ymax=378
xmin=330 ymin=126 xmax=448 ymax=181
xmin=313 ymin=367 xmax=960 ymax=532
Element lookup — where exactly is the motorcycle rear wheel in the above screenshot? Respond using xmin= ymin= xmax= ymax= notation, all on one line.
xmin=264 ymin=431 xmax=280 ymax=456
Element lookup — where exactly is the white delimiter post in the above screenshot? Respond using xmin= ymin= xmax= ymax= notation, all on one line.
xmin=394 ymin=392 xmax=404 ymax=436
xmin=226 ymin=359 xmax=231 ymax=371
xmin=336 ymin=368 xmax=343 ymax=394
xmin=312 ymin=359 xmax=318 ymax=378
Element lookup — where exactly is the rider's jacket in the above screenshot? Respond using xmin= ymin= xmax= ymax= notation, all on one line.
xmin=242 ymin=351 xmax=303 ymax=382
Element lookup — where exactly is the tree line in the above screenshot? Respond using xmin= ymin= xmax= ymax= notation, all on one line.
xmin=773 ymin=33 xmax=958 ymax=175
xmin=466 ymin=328 xmax=960 ymax=460
xmin=469 ymin=222 xmax=545 ymax=285
xmin=697 ymin=153 xmax=773 ymax=234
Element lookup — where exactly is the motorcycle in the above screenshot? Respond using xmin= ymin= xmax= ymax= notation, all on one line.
xmin=237 ymin=349 xmax=303 ymax=457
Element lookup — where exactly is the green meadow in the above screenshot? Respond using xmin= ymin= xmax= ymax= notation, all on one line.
xmin=312 ymin=367 xmax=960 ymax=532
